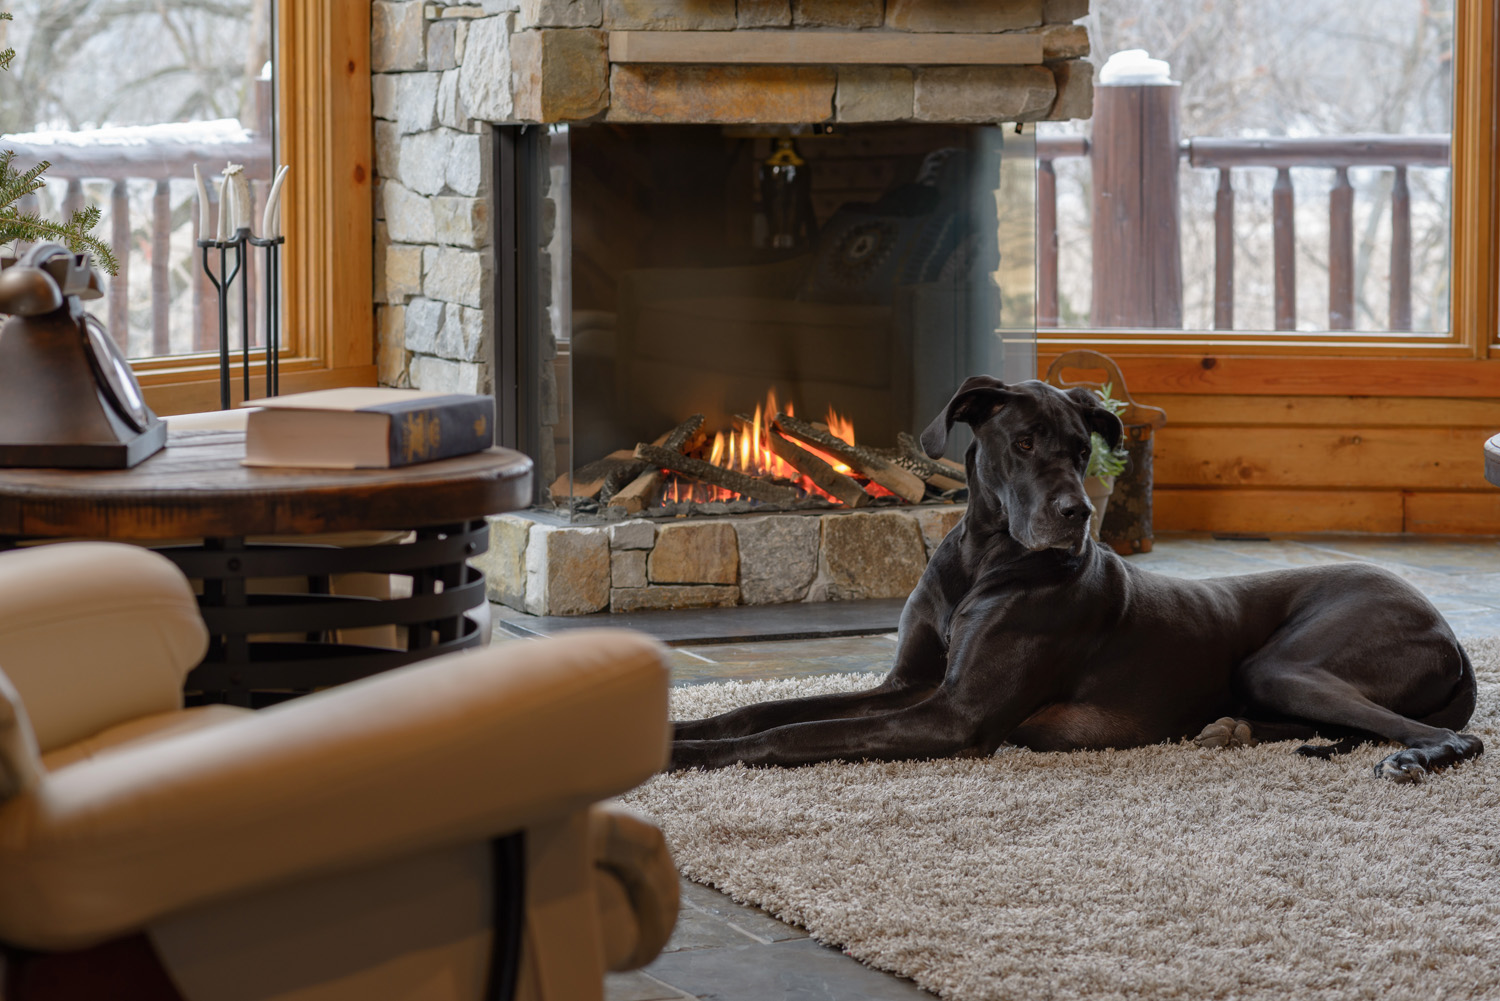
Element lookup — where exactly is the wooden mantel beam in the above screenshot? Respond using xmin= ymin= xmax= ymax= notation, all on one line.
xmin=608 ymin=30 xmax=1043 ymax=66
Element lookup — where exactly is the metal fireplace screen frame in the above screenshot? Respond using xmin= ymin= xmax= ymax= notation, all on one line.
xmin=492 ymin=122 xmax=1038 ymax=519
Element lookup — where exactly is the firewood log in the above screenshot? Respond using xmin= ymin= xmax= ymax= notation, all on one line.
xmin=733 ymin=414 xmax=867 ymax=508
xmin=772 ymin=413 xmax=926 ymax=504
xmin=634 ymin=443 xmax=798 ymax=505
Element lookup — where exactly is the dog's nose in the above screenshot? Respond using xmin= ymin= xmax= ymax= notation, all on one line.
xmin=1055 ymin=496 xmax=1090 ymax=522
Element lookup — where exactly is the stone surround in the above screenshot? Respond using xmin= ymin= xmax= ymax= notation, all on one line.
xmin=370 ymin=0 xmax=1091 ymax=398
xmin=473 ymin=503 xmax=964 ymax=615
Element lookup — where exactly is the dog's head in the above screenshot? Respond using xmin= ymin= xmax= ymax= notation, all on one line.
xmin=921 ymin=376 xmax=1123 ymax=555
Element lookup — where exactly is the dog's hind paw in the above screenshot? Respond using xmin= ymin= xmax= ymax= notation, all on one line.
xmin=1193 ymin=717 xmax=1257 ymax=749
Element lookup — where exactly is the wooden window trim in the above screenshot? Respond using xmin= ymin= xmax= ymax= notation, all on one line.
xmin=1039 ymin=0 xmax=1500 ymax=396
xmin=139 ymin=0 xmax=375 ymax=415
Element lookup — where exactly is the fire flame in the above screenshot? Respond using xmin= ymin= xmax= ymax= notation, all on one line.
xmin=659 ymin=387 xmax=863 ymax=507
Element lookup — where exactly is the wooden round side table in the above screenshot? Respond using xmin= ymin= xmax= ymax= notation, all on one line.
xmin=0 ymin=429 xmax=533 ymax=704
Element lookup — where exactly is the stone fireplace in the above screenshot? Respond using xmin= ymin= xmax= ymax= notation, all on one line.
xmin=370 ymin=0 xmax=1091 ymax=616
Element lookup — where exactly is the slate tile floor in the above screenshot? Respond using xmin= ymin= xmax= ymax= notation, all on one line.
xmin=586 ymin=533 xmax=1500 ymax=1001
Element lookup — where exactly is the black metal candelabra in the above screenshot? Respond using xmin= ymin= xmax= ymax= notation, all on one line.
xmin=198 ymin=228 xmax=245 ymax=411
xmin=249 ymin=233 xmax=285 ymax=398
xmin=199 ymin=229 xmax=284 ymax=408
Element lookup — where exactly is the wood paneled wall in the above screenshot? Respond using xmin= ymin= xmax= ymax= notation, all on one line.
xmin=1038 ymin=353 xmax=1500 ymax=536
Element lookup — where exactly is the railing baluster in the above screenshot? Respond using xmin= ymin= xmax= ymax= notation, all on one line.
xmin=191 ymin=196 xmax=207 ymax=352
xmin=62 ymin=178 xmax=84 ymax=218
xmin=1214 ymin=167 xmax=1234 ymax=330
xmin=1272 ymin=166 xmax=1296 ymax=330
xmin=109 ymin=180 xmax=130 ymax=351
xmin=1389 ymin=165 xmax=1412 ymax=331
xmin=1038 ymin=158 xmax=1059 ymax=327
xmin=1328 ymin=166 xmax=1354 ymax=330
xmin=151 ymin=178 xmax=172 ymax=357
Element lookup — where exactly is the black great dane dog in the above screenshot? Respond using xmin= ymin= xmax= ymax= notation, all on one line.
xmin=671 ymin=376 xmax=1483 ymax=782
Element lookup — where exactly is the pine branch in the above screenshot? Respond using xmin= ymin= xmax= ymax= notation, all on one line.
xmin=0 ymin=204 xmax=119 ymax=275
xmin=0 ymin=11 xmax=118 ymax=276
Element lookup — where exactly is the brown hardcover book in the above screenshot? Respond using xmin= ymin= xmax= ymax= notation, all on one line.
xmin=242 ymin=388 xmax=495 ymax=468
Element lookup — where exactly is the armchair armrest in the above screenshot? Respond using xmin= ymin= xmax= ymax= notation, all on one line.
xmin=0 ymin=543 xmax=208 ymax=753
xmin=0 ymin=629 xmax=671 ymax=950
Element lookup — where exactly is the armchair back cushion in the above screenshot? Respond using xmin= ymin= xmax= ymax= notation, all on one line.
xmin=0 ymin=544 xmax=209 ymax=753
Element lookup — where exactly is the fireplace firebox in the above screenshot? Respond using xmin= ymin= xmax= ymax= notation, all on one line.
xmin=493 ymin=122 xmax=1038 ymax=523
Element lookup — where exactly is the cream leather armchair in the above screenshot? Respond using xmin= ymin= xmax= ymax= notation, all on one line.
xmin=0 ymin=543 xmax=678 ymax=1001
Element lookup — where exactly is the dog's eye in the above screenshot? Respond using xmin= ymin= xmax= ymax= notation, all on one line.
xmin=1016 ymin=436 xmax=1034 ymax=452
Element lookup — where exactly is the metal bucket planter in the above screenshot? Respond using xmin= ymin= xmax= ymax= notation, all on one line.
xmin=1046 ymin=350 xmax=1168 ymax=556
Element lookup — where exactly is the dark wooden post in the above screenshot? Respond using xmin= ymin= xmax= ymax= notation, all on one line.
xmin=1089 ymin=80 xmax=1183 ymax=328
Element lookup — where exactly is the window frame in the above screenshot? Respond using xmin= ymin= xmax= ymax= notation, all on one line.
xmin=135 ymin=0 xmax=374 ymax=415
xmin=1038 ymin=0 xmax=1500 ymax=396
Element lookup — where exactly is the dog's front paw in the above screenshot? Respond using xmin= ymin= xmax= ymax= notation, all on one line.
xmin=1193 ymin=717 xmax=1257 ymax=749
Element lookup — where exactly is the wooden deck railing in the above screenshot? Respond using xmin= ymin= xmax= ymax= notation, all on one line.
xmin=1036 ymin=88 xmax=1451 ymax=333
xmin=4 ymin=89 xmax=273 ymax=357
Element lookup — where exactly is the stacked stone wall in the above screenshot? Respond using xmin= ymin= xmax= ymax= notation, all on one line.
xmin=371 ymin=0 xmax=1092 ymax=401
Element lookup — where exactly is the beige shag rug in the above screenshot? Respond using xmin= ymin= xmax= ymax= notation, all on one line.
xmin=623 ymin=637 xmax=1500 ymax=1001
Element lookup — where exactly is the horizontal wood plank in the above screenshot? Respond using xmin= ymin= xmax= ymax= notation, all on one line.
xmin=1154 ymin=488 xmax=1404 ymax=534
xmin=1402 ymin=491 xmax=1500 ymax=535
xmin=1138 ymin=394 xmax=1500 ymax=429
xmin=1153 ymin=426 xmax=1492 ymax=490
xmin=143 ymin=365 xmax=379 ymax=416
xmin=609 ymin=30 xmax=1043 ymax=65
xmin=1038 ymin=353 xmax=1500 ymax=398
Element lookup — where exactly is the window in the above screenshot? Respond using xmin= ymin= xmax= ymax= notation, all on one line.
xmin=1 ymin=0 xmax=274 ymax=360
xmin=1 ymin=1 xmax=373 ymax=413
xmin=1037 ymin=0 xmax=1466 ymax=344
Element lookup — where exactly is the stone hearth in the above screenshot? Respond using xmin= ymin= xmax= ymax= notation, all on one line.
xmin=474 ymin=504 xmax=963 ymax=615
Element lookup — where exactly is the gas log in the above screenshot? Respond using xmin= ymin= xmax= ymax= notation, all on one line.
xmin=553 ymin=414 xmax=705 ymax=503
xmin=733 ymin=414 xmax=868 ymax=509
xmin=633 ymin=443 xmax=799 ymax=505
xmin=603 ymin=414 xmax=705 ymax=507
xmin=554 ymin=404 xmax=971 ymax=513
xmin=772 ymin=413 xmax=927 ymax=504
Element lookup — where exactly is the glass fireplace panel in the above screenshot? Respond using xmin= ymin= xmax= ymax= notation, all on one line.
xmin=510 ymin=122 xmax=1037 ymax=522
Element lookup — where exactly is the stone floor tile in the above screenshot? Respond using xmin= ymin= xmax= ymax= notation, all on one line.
xmin=1175 ymin=537 xmax=1359 ymax=569
xmin=641 ymin=939 xmax=933 ymax=1000
xmin=605 ymin=970 xmax=693 ymax=1001
xmin=1297 ymin=537 xmax=1500 ymax=575
xmin=662 ymin=900 xmax=773 ymax=952
xmin=680 ymin=635 xmax=901 ymax=664
xmin=680 ymin=878 xmax=809 ymax=943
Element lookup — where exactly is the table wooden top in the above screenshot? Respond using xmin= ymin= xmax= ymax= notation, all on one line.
xmin=0 ymin=430 xmax=534 ymax=540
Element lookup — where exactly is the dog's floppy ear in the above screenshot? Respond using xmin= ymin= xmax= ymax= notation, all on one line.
xmin=920 ymin=375 xmax=1016 ymax=458
xmin=1066 ymin=387 xmax=1124 ymax=451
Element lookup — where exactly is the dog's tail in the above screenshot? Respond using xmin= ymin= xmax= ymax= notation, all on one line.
xmin=1419 ymin=638 xmax=1477 ymax=731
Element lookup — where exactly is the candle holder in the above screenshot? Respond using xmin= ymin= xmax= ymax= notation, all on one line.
xmin=248 ymin=233 xmax=285 ymax=398
xmin=195 ymin=163 xmax=289 ymax=409
xmin=198 ymin=229 xmax=247 ymax=411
